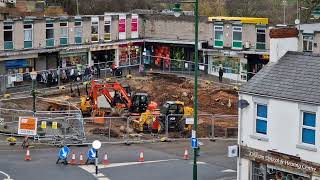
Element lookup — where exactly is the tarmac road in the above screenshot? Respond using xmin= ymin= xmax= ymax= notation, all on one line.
xmin=0 ymin=139 xmax=237 ymax=180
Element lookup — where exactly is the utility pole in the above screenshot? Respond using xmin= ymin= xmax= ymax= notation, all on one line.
xmin=76 ymin=0 xmax=79 ymax=15
xmin=282 ymin=0 xmax=288 ymax=25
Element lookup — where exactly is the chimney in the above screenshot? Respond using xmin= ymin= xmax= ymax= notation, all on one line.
xmin=270 ymin=27 xmax=299 ymax=62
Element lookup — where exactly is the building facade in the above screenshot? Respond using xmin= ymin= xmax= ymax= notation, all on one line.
xmin=238 ymin=51 xmax=320 ymax=180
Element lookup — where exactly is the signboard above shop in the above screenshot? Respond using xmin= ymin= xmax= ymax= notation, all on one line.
xmin=241 ymin=146 xmax=320 ymax=175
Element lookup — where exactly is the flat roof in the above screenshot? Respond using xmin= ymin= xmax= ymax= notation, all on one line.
xmin=208 ymin=16 xmax=269 ymax=25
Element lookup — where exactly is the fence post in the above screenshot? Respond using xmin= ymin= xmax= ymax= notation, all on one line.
xmin=165 ymin=115 xmax=169 ymax=138
xmin=211 ymin=116 xmax=215 ymax=141
xmin=108 ymin=118 xmax=111 ymax=141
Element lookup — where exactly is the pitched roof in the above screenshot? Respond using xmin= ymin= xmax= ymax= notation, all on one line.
xmin=240 ymin=51 xmax=320 ymax=105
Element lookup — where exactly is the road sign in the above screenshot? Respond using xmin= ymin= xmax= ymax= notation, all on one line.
xmin=52 ymin=122 xmax=58 ymax=129
xmin=58 ymin=146 xmax=70 ymax=159
xmin=191 ymin=138 xmax=198 ymax=149
xmin=92 ymin=140 xmax=101 ymax=150
xmin=41 ymin=121 xmax=47 ymax=129
xmin=18 ymin=117 xmax=37 ymax=136
xmin=87 ymin=148 xmax=96 ymax=160
xmin=228 ymin=145 xmax=238 ymax=158
xmin=0 ymin=118 xmax=4 ymax=125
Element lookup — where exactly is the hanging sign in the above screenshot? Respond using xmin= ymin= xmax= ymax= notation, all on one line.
xmin=119 ymin=14 xmax=126 ymax=40
xmin=131 ymin=14 xmax=139 ymax=39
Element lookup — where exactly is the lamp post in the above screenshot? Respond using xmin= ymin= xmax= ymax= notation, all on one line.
xmin=173 ymin=1 xmax=199 ymax=180
xmin=30 ymin=71 xmax=37 ymax=115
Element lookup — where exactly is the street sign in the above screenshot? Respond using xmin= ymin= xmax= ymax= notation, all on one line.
xmin=186 ymin=118 xmax=194 ymax=125
xmin=228 ymin=145 xmax=238 ymax=158
xmin=0 ymin=118 xmax=4 ymax=125
xmin=58 ymin=146 xmax=70 ymax=159
xmin=52 ymin=122 xmax=58 ymax=129
xmin=87 ymin=148 xmax=96 ymax=160
xmin=92 ymin=140 xmax=101 ymax=150
xmin=191 ymin=138 xmax=198 ymax=149
xmin=41 ymin=121 xmax=47 ymax=129
xmin=18 ymin=117 xmax=37 ymax=136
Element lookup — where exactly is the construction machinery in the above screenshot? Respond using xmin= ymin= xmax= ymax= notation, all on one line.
xmin=132 ymin=101 xmax=193 ymax=133
xmin=80 ymin=80 xmax=152 ymax=117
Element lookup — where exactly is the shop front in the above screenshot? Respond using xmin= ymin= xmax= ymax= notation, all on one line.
xmin=118 ymin=42 xmax=142 ymax=66
xmin=90 ymin=45 xmax=117 ymax=69
xmin=246 ymin=53 xmax=269 ymax=80
xmin=241 ymin=146 xmax=320 ymax=180
xmin=207 ymin=51 xmax=247 ymax=82
xmin=59 ymin=49 xmax=88 ymax=68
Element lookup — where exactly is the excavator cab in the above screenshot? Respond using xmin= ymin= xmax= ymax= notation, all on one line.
xmin=130 ymin=93 xmax=149 ymax=113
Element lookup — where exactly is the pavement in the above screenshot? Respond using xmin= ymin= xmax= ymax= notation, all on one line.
xmin=0 ymin=139 xmax=237 ymax=180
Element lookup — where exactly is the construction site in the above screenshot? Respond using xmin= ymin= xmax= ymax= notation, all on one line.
xmin=0 ymin=72 xmax=239 ymax=145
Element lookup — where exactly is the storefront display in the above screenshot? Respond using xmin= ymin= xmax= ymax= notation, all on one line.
xmin=119 ymin=45 xmax=141 ymax=66
xmin=5 ymin=59 xmax=33 ymax=87
xmin=60 ymin=52 xmax=88 ymax=68
xmin=241 ymin=146 xmax=320 ymax=180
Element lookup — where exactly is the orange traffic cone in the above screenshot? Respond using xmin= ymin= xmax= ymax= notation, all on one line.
xmin=69 ymin=151 xmax=76 ymax=165
xmin=183 ymin=149 xmax=189 ymax=160
xmin=139 ymin=151 xmax=144 ymax=162
xmin=79 ymin=153 xmax=85 ymax=165
xmin=103 ymin=153 xmax=109 ymax=165
xmin=25 ymin=148 xmax=31 ymax=161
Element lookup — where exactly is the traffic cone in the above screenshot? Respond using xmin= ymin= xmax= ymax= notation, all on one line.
xmin=103 ymin=153 xmax=109 ymax=165
xmin=69 ymin=151 xmax=76 ymax=165
xmin=183 ymin=148 xmax=189 ymax=160
xmin=79 ymin=153 xmax=85 ymax=165
xmin=139 ymin=151 xmax=144 ymax=162
xmin=24 ymin=148 xmax=31 ymax=161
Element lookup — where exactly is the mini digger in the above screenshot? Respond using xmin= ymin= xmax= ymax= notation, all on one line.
xmin=132 ymin=101 xmax=194 ymax=133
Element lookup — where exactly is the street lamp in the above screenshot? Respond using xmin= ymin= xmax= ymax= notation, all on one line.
xmin=30 ymin=71 xmax=37 ymax=115
xmin=173 ymin=1 xmax=199 ymax=180
xmin=312 ymin=5 xmax=320 ymax=19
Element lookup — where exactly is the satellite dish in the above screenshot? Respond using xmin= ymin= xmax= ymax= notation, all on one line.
xmin=295 ymin=19 xmax=300 ymax=25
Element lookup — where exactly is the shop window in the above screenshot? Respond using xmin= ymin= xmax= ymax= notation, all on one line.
xmin=303 ymin=35 xmax=313 ymax=52
xmin=4 ymin=24 xmax=13 ymax=50
xmin=214 ymin=25 xmax=224 ymax=48
xmin=60 ymin=22 xmax=68 ymax=45
xmin=74 ymin=21 xmax=82 ymax=44
xmin=252 ymin=162 xmax=266 ymax=180
xmin=104 ymin=19 xmax=111 ymax=41
xmin=256 ymin=28 xmax=266 ymax=50
xmin=46 ymin=23 xmax=54 ymax=47
xmin=91 ymin=18 xmax=99 ymax=42
xmin=301 ymin=112 xmax=316 ymax=145
xmin=232 ymin=26 xmax=242 ymax=49
xmin=24 ymin=24 xmax=33 ymax=49
xmin=256 ymin=104 xmax=267 ymax=135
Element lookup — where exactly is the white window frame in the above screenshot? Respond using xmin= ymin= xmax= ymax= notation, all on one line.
xmin=300 ymin=111 xmax=316 ymax=146
xmin=74 ymin=21 xmax=82 ymax=38
xmin=214 ymin=25 xmax=224 ymax=48
xmin=256 ymin=27 xmax=266 ymax=49
xmin=23 ymin=23 xmax=33 ymax=49
xmin=60 ymin=22 xmax=68 ymax=38
xmin=303 ymin=35 xmax=313 ymax=52
xmin=4 ymin=24 xmax=13 ymax=42
xmin=232 ymin=26 xmax=243 ymax=49
xmin=104 ymin=19 xmax=111 ymax=41
xmin=91 ymin=18 xmax=99 ymax=42
xmin=46 ymin=23 xmax=54 ymax=40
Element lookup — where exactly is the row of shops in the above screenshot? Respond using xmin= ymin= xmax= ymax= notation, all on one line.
xmin=0 ymin=40 xmax=270 ymax=89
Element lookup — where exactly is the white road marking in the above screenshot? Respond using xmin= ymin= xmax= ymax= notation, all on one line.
xmin=0 ymin=170 xmax=12 ymax=180
xmin=79 ymin=159 xmax=180 ymax=180
xmin=188 ymin=161 xmax=207 ymax=165
xmin=221 ymin=169 xmax=237 ymax=173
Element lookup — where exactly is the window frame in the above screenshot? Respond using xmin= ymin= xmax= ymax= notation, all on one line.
xmin=104 ymin=19 xmax=111 ymax=41
xmin=214 ymin=25 xmax=224 ymax=48
xmin=60 ymin=22 xmax=68 ymax=45
xmin=23 ymin=23 xmax=33 ymax=49
xmin=91 ymin=19 xmax=99 ymax=42
xmin=232 ymin=26 xmax=243 ymax=49
xmin=300 ymin=111 xmax=316 ymax=145
xmin=4 ymin=24 xmax=13 ymax=50
xmin=256 ymin=27 xmax=266 ymax=50
xmin=46 ymin=23 xmax=55 ymax=47
xmin=303 ymin=35 xmax=313 ymax=52
xmin=74 ymin=21 xmax=82 ymax=44
xmin=255 ymin=103 xmax=268 ymax=135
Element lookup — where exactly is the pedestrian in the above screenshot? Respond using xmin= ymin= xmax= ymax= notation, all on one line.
xmin=96 ymin=64 xmax=101 ymax=78
xmin=218 ymin=67 xmax=224 ymax=83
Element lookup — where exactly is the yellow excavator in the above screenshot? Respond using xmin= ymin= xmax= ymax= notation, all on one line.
xmin=132 ymin=101 xmax=193 ymax=133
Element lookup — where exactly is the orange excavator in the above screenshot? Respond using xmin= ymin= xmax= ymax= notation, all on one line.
xmin=81 ymin=80 xmax=152 ymax=117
